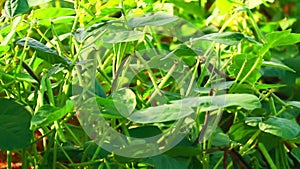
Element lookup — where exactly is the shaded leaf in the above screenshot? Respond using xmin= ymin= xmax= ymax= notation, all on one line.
xmin=4 ymin=0 xmax=29 ymax=18
xmin=143 ymin=155 xmax=190 ymax=169
xmin=0 ymin=98 xmax=32 ymax=150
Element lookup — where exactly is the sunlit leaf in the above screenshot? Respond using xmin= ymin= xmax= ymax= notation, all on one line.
xmin=259 ymin=117 xmax=300 ymax=140
xmin=171 ymin=94 xmax=261 ymax=111
xmin=103 ymin=30 xmax=144 ymax=43
xmin=128 ymin=12 xmax=178 ymax=27
xmin=31 ymin=100 xmax=74 ymax=129
xmin=263 ymin=60 xmax=296 ymax=72
xmin=192 ymin=32 xmax=245 ymax=45
xmin=228 ymin=53 xmax=262 ymax=83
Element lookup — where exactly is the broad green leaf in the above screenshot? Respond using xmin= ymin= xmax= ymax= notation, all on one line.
xmin=287 ymin=101 xmax=300 ymax=109
xmin=112 ymin=88 xmax=136 ymax=117
xmin=102 ymin=30 xmax=144 ymax=43
xmin=128 ymin=126 xmax=162 ymax=138
xmin=291 ymin=148 xmax=300 ymax=163
xmin=0 ymin=98 xmax=32 ymax=150
xmin=143 ymin=155 xmax=190 ymax=169
xmin=258 ymin=117 xmax=300 ymax=140
xmin=31 ymin=100 xmax=74 ymax=129
xmin=267 ymin=31 xmax=300 ymax=48
xmin=4 ymin=0 xmax=29 ymax=18
xmin=192 ymin=32 xmax=245 ymax=45
xmin=16 ymin=38 xmax=71 ymax=66
xmin=171 ymin=94 xmax=261 ymax=111
xmin=28 ymin=0 xmax=51 ymax=6
xmin=128 ymin=104 xmax=194 ymax=123
xmin=228 ymin=53 xmax=262 ymax=83
xmin=95 ymin=96 xmax=124 ymax=119
xmin=164 ymin=146 xmax=201 ymax=157
xmin=128 ymin=12 xmax=178 ymax=27
xmin=32 ymin=7 xmax=76 ymax=19
xmin=228 ymin=122 xmax=258 ymax=144
xmin=263 ymin=60 xmax=296 ymax=72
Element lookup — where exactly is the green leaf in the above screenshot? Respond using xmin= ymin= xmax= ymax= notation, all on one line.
xmin=171 ymin=94 xmax=261 ymax=111
xmin=267 ymin=30 xmax=300 ymax=48
xmin=16 ymin=38 xmax=71 ymax=66
xmin=258 ymin=117 xmax=300 ymax=140
xmin=102 ymin=30 xmax=144 ymax=43
xmin=255 ymin=84 xmax=286 ymax=90
xmin=128 ymin=104 xmax=194 ymax=123
xmin=0 ymin=45 xmax=10 ymax=56
xmin=128 ymin=126 xmax=162 ymax=138
xmin=0 ymin=16 xmax=21 ymax=46
xmin=228 ymin=122 xmax=258 ymax=143
xmin=287 ymin=101 xmax=300 ymax=109
xmin=112 ymin=88 xmax=136 ymax=117
xmin=263 ymin=60 xmax=296 ymax=72
xmin=28 ymin=0 xmax=51 ymax=6
xmin=192 ymin=32 xmax=245 ymax=45
xmin=164 ymin=146 xmax=201 ymax=157
xmin=291 ymin=148 xmax=300 ymax=163
xmin=216 ymin=0 xmax=233 ymax=14
xmin=0 ymin=98 xmax=32 ymax=150
xmin=31 ymin=100 xmax=74 ymax=129
xmin=228 ymin=53 xmax=262 ymax=83
xmin=95 ymin=96 xmax=124 ymax=119
xmin=128 ymin=12 xmax=178 ymax=27
xmin=143 ymin=155 xmax=190 ymax=169
xmin=4 ymin=0 xmax=29 ymax=18
xmin=73 ymin=22 xmax=107 ymax=43
xmin=32 ymin=7 xmax=75 ymax=19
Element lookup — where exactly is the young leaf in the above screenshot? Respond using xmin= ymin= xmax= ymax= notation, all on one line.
xmin=4 ymin=0 xmax=29 ymax=18
xmin=16 ymin=38 xmax=71 ymax=66
xmin=32 ymin=7 xmax=75 ymax=19
xmin=192 ymin=32 xmax=245 ymax=45
xmin=128 ymin=12 xmax=178 ymax=27
xmin=0 ymin=98 xmax=32 ymax=150
xmin=258 ymin=117 xmax=300 ymax=140
xmin=31 ymin=100 xmax=74 ymax=129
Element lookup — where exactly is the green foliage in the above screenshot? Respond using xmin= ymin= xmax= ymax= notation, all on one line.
xmin=0 ymin=0 xmax=300 ymax=168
